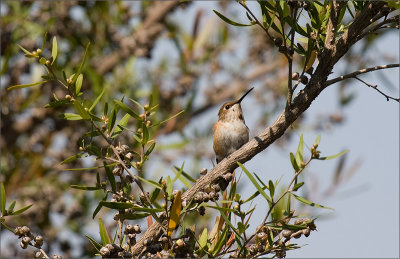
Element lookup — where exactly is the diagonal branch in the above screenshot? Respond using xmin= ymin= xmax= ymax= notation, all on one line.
xmin=131 ymin=1 xmax=395 ymax=255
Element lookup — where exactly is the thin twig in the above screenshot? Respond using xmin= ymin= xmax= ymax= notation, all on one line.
xmin=238 ymin=1 xmax=274 ymax=43
xmin=354 ymin=76 xmax=399 ymax=102
xmin=325 ymin=63 xmax=399 ymax=86
xmin=359 ymin=15 xmax=399 ymax=40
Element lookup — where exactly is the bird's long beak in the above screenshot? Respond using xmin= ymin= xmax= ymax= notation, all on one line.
xmin=235 ymin=87 xmax=254 ymax=104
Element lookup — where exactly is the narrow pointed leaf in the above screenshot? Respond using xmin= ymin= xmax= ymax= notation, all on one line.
xmin=73 ymin=100 xmax=90 ymax=120
xmin=319 ymin=150 xmax=349 ymax=160
xmin=168 ymin=190 xmax=182 ymax=236
xmin=70 ymin=185 xmax=102 ymax=191
xmin=104 ymin=162 xmax=116 ymax=193
xmin=99 ymin=218 xmax=111 ymax=245
xmin=314 ymin=134 xmax=321 ymax=146
xmin=51 ymin=36 xmax=58 ymax=64
xmin=72 ymin=42 xmax=90 ymax=83
xmin=290 ymin=152 xmax=299 ymax=172
xmin=11 ymin=204 xmax=33 ymax=216
xmin=292 ymin=193 xmax=333 ymax=210
xmin=213 ymin=10 xmax=253 ymax=26
xmin=60 ymin=154 xmax=82 ymax=165
xmin=198 ymin=227 xmax=208 ymax=250
xmin=17 ymin=44 xmax=32 ymax=55
xmin=295 ymin=134 xmax=304 ymax=166
xmin=1 ymin=183 xmax=6 ymax=215
xmin=136 ymin=176 xmax=162 ymax=190
xmin=239 ymin=162 xmax=271 ymax=204
xmin=89 ymin=88 xmax=105 ymax=111
xmin=150 ymin=110 xmax=184 ymax=128
xmin=41 ymin=32 xmax=47 ymax=51
xmin=7 ymin=81 xmax=47 ymax=91
xmin=85 ymin=235 xmax=102 ymax=252
xmin=8 ymin=200 xmax=16 ymax=214
xmin=75 ymin=74 xmax=83 ymax=95
xmin=292 ymin=182 xmax=304 ymax=191
xmin=114 ymin=213 xmax=149 ymax=220
xmin=113 ymin=100 xmax=141 ymax=121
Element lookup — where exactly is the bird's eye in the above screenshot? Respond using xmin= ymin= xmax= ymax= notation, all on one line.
xmin=225 ymin=105 xmax=230 ymax=110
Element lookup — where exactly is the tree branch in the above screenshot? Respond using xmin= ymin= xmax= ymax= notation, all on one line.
xmin=354 ymin=76 xmax=399 ymax=102
xmin=325 ymin=63 xmax=399 ymax=86
xmin=131 ymin=1 xmax=396 ymax=255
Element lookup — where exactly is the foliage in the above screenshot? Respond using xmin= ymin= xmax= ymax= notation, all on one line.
xmin=1 ymin=1 xmax=398 ymax=258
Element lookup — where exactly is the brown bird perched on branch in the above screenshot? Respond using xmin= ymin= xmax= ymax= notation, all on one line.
xmin=213 ymin=87 xmax=253 ymax=164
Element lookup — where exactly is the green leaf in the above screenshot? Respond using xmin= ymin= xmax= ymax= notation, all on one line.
xmin=17 ymin=44 xmax=32 ymax=56
xmin=51 ymin=36 xmax=58 ymax=64
xmin=41 ymin=32 xmax=47 ymax=51
xmin=44 ymin=99 xmax=72 ymax=108
xmin=136 ymin=176 xmax=162 ymax=190
xmin=8 ymin=200 xmax=16 ymax=214
xmin=239 ymin=162 xmax=272 ymax=204
xmin=7 ymin=81 xmax=47 ymax=91
xmin=1 ymin=183 xmax=6 ymax=215
xmin=60 ymin=154 xmax=82 ymax=165
xmin=290 ymin=152 xmax=299 ymax=172
xmin=144 ymin=142 xmax=156 ymax=157
xmin=93 ymin=193 xmax=108 ymax=219
xmin=85 ymin=235 xmax=102 ymax=252
xmin=216 ymin=204 xmax=243 ymax=240
xmin=70 ymin=185 xmax=102 ymax=191
xmin=211 ymin=226 xmax=228 ymax=256
xmin=319 ymin=150 xmax=349 ymax=160
xmin=73 ymin=100 xmax=90 ymax=120
xmin=11 ymin=204 xmax=33 ymax=216
xmin=314 ymin=134 xmax=321 ymax=146
xmin=150 ymin=110 xmax=185 ymax=128
xmin=292 ymin=182 xmax=304 ymax=191
xmin=198 ymin=227 xmax=208 ymax=250
xmin=295 ymin=134 xmax=304 ymax=166
xmin=72 ymin=42 xmax=90 ymax=84
xmin=111 ymin=113 xmax=130 ymax=139
xmin=65 ymin=166 xmax=101 ymax=171
xmin=99 ymin=201 xmax=133 ymax=210
xmin=60 ymin=113 xmax=83 ymax=120
xmin=268 ymin=180 xmax=275 ymax=199
xmin=128 ymin=98 xmax=144 ymax=110
xmin=114 ymin=213 xmax=149 ymax=220
xmin=108 ymin=107 xmax=117 ymax=134
xmin=150 ymin=186 xmax=161 ymax=203
xmin=142 ymin=123 xmax=149 ymax=144
xmin=113 ymin=99 xmax=141 ymax=121
xmin=173 ymin=166 xmax=196 ymax=183
xmin=75 ymin=74 xmax=83 ymax=95
xmin=99 ymin=218 xmax=111 ymax=245
xmin=292 ymin=193 xmax=333 ymax=210
xmin=213 ymin=10 xmax=253 ymax=27
xmin=243 ymin=186 xmax=268 ymax=204
xmin=89 ymin=88 xmax=105 ymax=112
xmin=104 ymin=163 xmax=116 ymax=193
xmin=166 ymin=176 xmax=173 ymax=199
xmin=99 ymin=201 xmax=164 ymax=213
xmin=237 ymin=222 xmax=247 ymax=234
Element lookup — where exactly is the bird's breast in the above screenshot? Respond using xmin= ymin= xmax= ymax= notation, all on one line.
xmin=213 ymin=120 xmax=249 ymax=162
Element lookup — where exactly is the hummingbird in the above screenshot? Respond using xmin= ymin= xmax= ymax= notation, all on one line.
xmin=213 ymin=87 xmax=253 ymax=164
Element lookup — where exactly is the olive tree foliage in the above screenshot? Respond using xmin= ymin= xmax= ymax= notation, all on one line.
xmin=1 ymin=1 xmax=399 ymax=258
